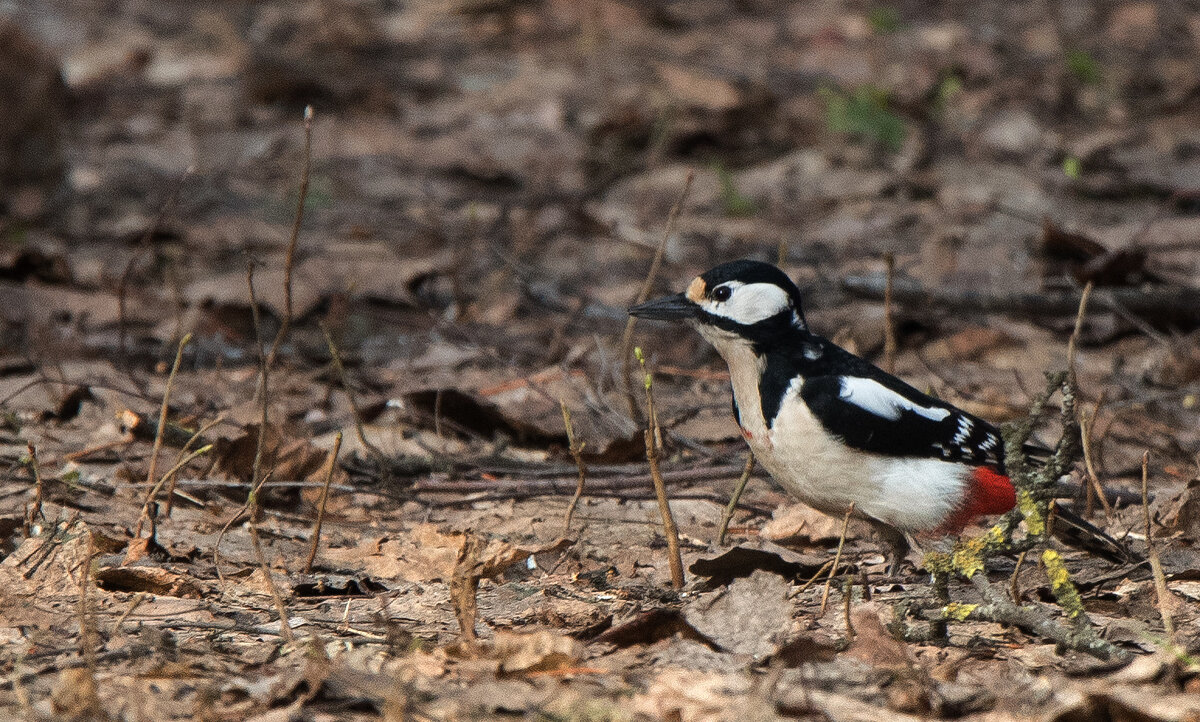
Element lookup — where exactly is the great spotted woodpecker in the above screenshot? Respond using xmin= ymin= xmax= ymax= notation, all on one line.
xmin=629 ymin=259 xmax=1135 ymax=571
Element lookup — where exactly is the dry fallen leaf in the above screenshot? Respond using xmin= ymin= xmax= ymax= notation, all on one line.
xmin=493 ymin=629 xmax=582 ymax=674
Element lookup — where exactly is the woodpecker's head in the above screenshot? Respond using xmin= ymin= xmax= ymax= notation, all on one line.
xmin=628 ymin=260 xmax=807 ymax=348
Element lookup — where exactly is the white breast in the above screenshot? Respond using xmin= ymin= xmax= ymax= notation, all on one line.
xmin=743 ymin=378 xmax=971 ymax=532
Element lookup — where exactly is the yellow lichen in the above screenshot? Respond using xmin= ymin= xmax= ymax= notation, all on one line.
xmin=1018 ymin=489 xmax=1044 ymax=535
xmin=1041 ymin=549 xmax=1084 ymax=619
xmin=951 ymin=536 xmax=987 ymax=578
xmin=923 ymin=550 xmax=952 ymax=575
xmin=942 ymin=602 xmax=978 ymax=622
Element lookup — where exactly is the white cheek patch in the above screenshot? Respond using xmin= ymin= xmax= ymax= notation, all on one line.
xmin=838 ymin=377 xmax=952 ymax=422
xmin=704 ymin=282 xmax=792 ymax=325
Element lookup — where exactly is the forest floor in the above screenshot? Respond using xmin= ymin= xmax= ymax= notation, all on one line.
xmin=3 ymin=0 xmax=1200 ymax=719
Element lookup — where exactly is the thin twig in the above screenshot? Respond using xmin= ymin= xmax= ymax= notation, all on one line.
xmin=1009 ymin=550 xmax=1028 ymax=603
xmin=717 ymin=451 xmax=755 ymax=546
xmin=882 ymin=252 xmax=897 ymax=375
xmin=319 ymin=321 xmax=385 ymax=461
xmin=820 ymin=503 xmax=855 ymax=616
xmin=267 ymin=105 xmax=314 ymax=366
xmin=163 ymin=414 xmax=226 ymax=516
xmin=842 ymin=575 xmax=856 ymax=640
xmin=559 ymin=401 xmax=588 ymax=535
xmin=620 ymin=171 xmax=695 ymax=422
xmin=110 ymin=592 xmax=147 ymax=637
xmin=247 ymin=264 xmax=272 ymax=499
xmin=23 ymin=443 xmax=44 ymax=537
xmin=305 ymin=432 xmax=343 ymax=574
xmin=248 ymin=471 xmax=296 ymax=643
xmin=136 ymin=333 xmax=192 ymax=538
xmin=1079 ymin=400 xmax=1113 ymax=518
xmin=1142 ymin=451 xmax=1175 ymax=639
xmin=76 ymin=531 xmax=103 ymax=717
xmin=136 ymin=444 xmax=213 ymax=533
xmin=637 ymin=348 xmax=684 ymax=589
xmin=1066 ymin=280 xmax=1094 ymax=379
xmin=1066 ymin=281 xmax=1113 ymax=520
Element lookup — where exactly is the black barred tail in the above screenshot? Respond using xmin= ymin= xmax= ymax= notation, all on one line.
xmin=1050 ymin=503 xmax=1143 ymax=565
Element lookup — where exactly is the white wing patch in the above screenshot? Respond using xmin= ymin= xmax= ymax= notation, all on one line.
xmin=838 ymin=377 xmax=952 ymax=422
xmin=704 ymin=281 xmax=792 ymax=325
xmin=953 ymin=416 xmax=974 ymax=444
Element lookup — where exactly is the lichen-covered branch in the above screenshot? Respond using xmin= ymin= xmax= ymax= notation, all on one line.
xmin=909 ymin=372 xmax=1127 ymax=661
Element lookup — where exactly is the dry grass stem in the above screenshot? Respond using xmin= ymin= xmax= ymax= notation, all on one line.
xmin=882 ymin=252 xmax=897 ymax=375
xmin=110 ymin=592 xmax=147 ymax=637
xmin=320 ymin=321 xmax=385 ymax=460
xmin=137 ymin=444 xmax=213 ymax=532
xmin=559 ymin=400 xmax=588 ymax=535
xmin=268 ymin=104 xmax=314 ymax=366
xmin=795 ymin=559 xmax=836 ymax=595
xmin=1066 ymin=280 xmax=1094 ymax=381
xmin=23 ymin=443 xmax=44 ymax=537
xmin=1079 ymin=401 xmax=1113 ymax=518
xmin=820 ymin=503 xmax=855 ymax=616
xmin=620 ymin=171 xmax=695 ymax=422
xmin=163 ymin=414 xmax=226 ymax=516
xmin=248 ymin=471 xmax=296 ymax=643
xmin=76 ymin=532 xmax=103 ymax=717
xmin=717 ymin=451 xmax=755 ymax=545
xmin=137 ymin=332 xmax=192 ymax=538
xmin=1142 ymin=451 xmax=1175 ymax=639
xmin=1009 ymin=550 xmax=1028 ymax=603
xmin=842 ymin=576 xmax=856 ymax=640
xmin=305 ymin=431 xmax=343 ymax=574
xmin=637 ymin=347 xmax=684 ymax=589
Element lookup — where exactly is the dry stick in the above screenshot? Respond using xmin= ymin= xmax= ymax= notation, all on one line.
xmin=965 ymin=572 xmax=1124 ymax=660
xmin=267 ymin=105 xmax=314 ymax=367
xmin=163 ymin=414 xmax=226 ymax=516
xmin=246 ymin=265 xmax=274 ymax=502
xmin=819 ymin=503 xmax=855 ymax=616
xmin=23 ymin=443 xmax=44 ymax=537
xmin=136 ymin=445 xmax=213 ymax=532
xmin=620 ymin=171 xmax=695 ymax=422
xmin=248 ymin=471 xmax=296 ymax=644
xmin=213 ymin=471 xmax=268 ymax=587
xmin=319 ymin=321 xmax=385 ymax=461
xmin=882 ymin=252 xmax=897 ymax=375
xmin=1079 ymin=396 xmax=1113 ymax=518
xmin=717 ymin=451 xmax=755 ymax=546
xmin=243 ymin=264 xmax=296 ymax=641
xmin=637 ymin=348 xmax=684 ymax=589
xmin=76 ymin=531 xmax=102 ymax=717
xmin=559 ymin=401 xmax=588 ymax=535
xmin=110 ymin=592 xmax=147 ymax=637
xmin=136 ymin=333 xmax=192 ymax=538
xmin=1009 ymin=550 xmax=1028 ymax=604
xmin=1065 ymin=281 xmax=1113 ymax=519
xmin=842 ymin=575 xmax=856 ymax=640
xmin=304 ymin=431 xmax=343 ymax=574
xmin=1142 ymin=451 xmax=1175 ymax=640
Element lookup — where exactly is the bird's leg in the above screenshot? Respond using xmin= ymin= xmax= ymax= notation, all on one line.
xmin=870 ymin=521 xmax=912 ymax=577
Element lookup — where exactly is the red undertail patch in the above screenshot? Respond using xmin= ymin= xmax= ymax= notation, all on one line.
xmin=938 ymin=467 xmax=1017 ymax=534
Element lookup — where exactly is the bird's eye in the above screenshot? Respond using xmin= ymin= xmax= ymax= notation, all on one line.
xmin=712 ymin=286 xmax=732 ymax=302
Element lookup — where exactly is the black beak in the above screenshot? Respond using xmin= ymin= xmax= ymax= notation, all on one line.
xmin=628 ymin=293 xmax=697 ymax=321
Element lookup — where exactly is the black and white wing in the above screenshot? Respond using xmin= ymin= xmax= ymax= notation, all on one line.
xmin=797 ymin=374 xmax=1005 ymax=468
